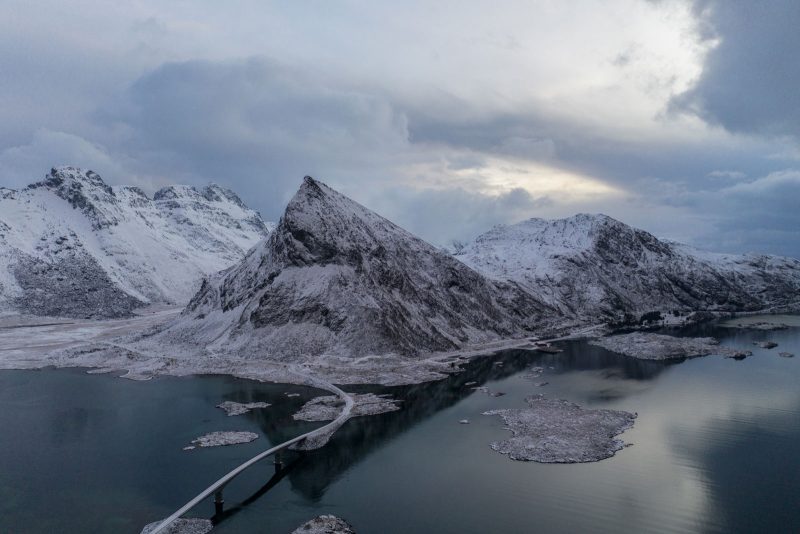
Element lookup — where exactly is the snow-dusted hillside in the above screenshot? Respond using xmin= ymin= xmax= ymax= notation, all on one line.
xmin=146 ymin=176 xmax=554 ymax=365
xmin=456 ymin=213 xmax=800 ymax=322
xmin=0 ymin=167 xmax=273 ymax=318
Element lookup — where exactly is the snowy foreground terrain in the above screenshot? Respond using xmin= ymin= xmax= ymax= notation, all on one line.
xmin=0 ymin=167 xmax=272 ymax=318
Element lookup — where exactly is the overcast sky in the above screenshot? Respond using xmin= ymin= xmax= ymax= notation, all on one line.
xmin=1 ymin=0 xmax=799 ymax=256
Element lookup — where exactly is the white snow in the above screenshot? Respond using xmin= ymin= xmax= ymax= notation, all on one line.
xmin=291 ymin=515 xmax=355 ymax=534
xmin=0 ymin=167 xmax=273 ymax=315
xmin=187 ymin=431 xmax=259 ymax=448
xmin=141 ymin=518 xmax=213 ymax=534
xmin=483 ymin=394 xmax=636 ymax=463
xmin=292 ymin=393 xmax=401 ymax=422
xmin=591 ymin=332 xmax=752 ymax=360
xmin=456 ymin=213 xmax=800 ymax=320
xmin=216 ymin=401 xmax=271 ymax=416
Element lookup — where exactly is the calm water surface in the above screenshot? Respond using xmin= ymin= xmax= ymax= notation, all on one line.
xmin=1 ymin=316 xmax=799 ymax=533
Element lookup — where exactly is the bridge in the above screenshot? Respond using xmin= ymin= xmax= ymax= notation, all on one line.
xmin=147 ymin=378 xmax=354 ymax=534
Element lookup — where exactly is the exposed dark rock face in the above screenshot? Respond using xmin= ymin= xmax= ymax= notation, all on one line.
xmin=28 ymin=167 xmax=120 ymax=230
xmin=11 ymin=250 xmax=145 ymax=318
xmin=182 ymin=176 xmax=555 ymax=359
xmin=457 ymin=213 xmax=800 ymax=322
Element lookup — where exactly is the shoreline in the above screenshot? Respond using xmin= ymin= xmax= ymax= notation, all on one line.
xmin=1 ymin=307 xmax=796 ymax=387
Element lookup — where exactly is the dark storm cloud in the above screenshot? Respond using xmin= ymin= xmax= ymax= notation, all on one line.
xmin=79 ymin=54 xmax=800 ymax=256
xmin=105 ymin=58 xmax=411 ymax=216
xmin=1 ymin=1 xmax=798 ymax=257
xmin=407 ymin=105 xmax=789 ymax=197
xmin=705 ymin=171 xmax=800 ymax=257
xmin=672 ymin=0 xmax=800 ymax=139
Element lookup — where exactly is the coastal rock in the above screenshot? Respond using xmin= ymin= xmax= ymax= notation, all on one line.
xmin=591 ymin=332 xmax=749 ymax=360
xmin=187 ymin=431 xmax=259 ymax=448
xmin=483 ymin=395 xmax=636 ymax=463
xmin=293 ymin=393 xmax=401 ymax=422
xmin=216 ymin=401 xmax=271 ymax=416
xmin=726 ymin=350 xmax=753 ymax=360
xmin=141 ymin=518 xmax=213 ymax=534
xmin=724 ymin=321 xmax=789 ymax=331
xmin=291 ymin=515 xmax=355 ymax=534
xmin=758 ymin=341 xmax=779 ymax=349
xmin=779 ymin=352 xmax=794 ymax=358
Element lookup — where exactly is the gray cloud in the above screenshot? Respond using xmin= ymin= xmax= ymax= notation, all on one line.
xmin=366 ymin=186 xmax=552 ymax=248
xmin=0 ymin=1 xmax=798 ymax=258
xmin=101 ymin=58 xmax=412 ymax=215
xmin=0 ymin=130 xmax=129 ymax=189
xmin=672 ymin=1 xmax=800 ymax=139
xmin=704 ymin=170 xmax=800 ymax=257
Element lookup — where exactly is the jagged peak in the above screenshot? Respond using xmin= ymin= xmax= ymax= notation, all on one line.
xmin=516 ymin=213 xmax=621 ymax=229
xmin=24 ymin=167 xmax=118 ymax=229
xmin=0 ymin=186 xmax=17 ymax=200
xmin=153 ymin=182 xmax=250 ymax=210
xmin=262 ymin=176 xmax=435 ymax=269
xmin=28 ymin=166 xmax=114 ymax=197
xmin=200 ymin=183 xmax=247 ymax=208
xmin=282 ymin=175 xmax=394 ymax=232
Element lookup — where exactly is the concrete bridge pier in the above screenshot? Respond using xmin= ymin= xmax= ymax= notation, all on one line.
xmin=214 ymin=489 xmax=224 ymax=515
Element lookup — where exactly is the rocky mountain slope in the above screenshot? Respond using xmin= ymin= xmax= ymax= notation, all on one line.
xmin=455 ymin=213 xmax=800 ymax=322
xmin=149 ymin=176 xmax=555 ymax=364
xmin=0 ymin=167 xmax=272 ymax=318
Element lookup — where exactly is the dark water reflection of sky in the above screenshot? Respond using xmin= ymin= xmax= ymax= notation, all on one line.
xmin=1 ymin=316 xmax=798 ymax=533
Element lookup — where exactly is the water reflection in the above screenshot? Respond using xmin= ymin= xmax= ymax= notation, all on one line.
xmin=4 ymin=320 xmax=797 ymax=534
xmin=552 ymin=340 xmax=677 ymax=379
xmin=250 ymin=344 xmax=673 ymax=501
xmin=673 ymin=396 xmax=800 ymax=534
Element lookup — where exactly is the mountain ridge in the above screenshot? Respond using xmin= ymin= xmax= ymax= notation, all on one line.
xmin=456 ymin=212 xmax=800 ymax=321
xmin=154 ymin=176 xmax=556 ymax=364
xmin=0 ymin=166 xmax=273 ymax=318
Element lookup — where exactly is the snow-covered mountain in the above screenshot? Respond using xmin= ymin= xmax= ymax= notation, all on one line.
xmin=0 ymin=167 xmax=273 ymax=318
xmin=153 ymin=176 xmax=554 ymax=362
xmin=455 ymin=213 xmax=800 ymax=322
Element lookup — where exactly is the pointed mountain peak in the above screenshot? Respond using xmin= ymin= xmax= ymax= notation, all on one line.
xmin=29 ymin=166 xmax=114 ymax=196
xmin=200 ymin=183 xmax=248 ymax=209
xmin=294 ymin=175 xmax=332 ymax=201
xmin=182 ymin=177 xmax=552 ymax=361
xmin=26 ymin=166 xmax=119 ymax=229
xmin=272 ymin=176 xmax=417 ymax=267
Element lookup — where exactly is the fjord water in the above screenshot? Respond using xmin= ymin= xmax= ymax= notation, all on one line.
xmin=1 ymin=317 xmax=799 ymax=533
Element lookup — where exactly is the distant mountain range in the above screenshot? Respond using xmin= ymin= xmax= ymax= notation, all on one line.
xmin=0 ymin=167 xmax=272 ymax=318
xmin=3 ymin=168 xmax=799 ymax=362
xmin=161 ymin=176 xmax=555 ymax=361
xmin=456 ymin=213 xmax=800 ymax=323
xmin=145 ymin=176 xmax=800 ymax=365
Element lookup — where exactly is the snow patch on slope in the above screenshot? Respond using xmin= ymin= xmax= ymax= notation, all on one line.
xmin=0 ymin=167 xmax=273 ymax=317
xmin=133 ymin=176 xmax=556 ymax=374
xmin=456 ymin=213 xmax=800 ymax=321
